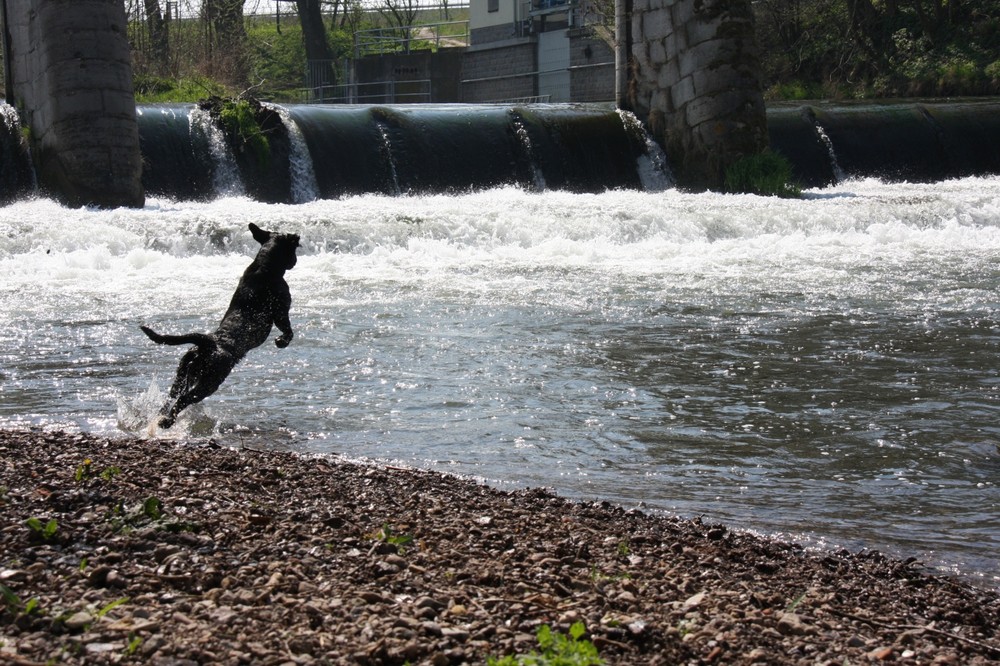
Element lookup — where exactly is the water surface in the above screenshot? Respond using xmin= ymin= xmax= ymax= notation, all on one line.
xmin=1 ymin=178 xmax=998 ymax=585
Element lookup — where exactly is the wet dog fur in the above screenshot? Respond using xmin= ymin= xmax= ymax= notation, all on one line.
xmin=140 ymin=223 xmax=300 ymax=428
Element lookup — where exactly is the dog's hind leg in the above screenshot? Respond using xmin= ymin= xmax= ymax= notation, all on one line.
xmin=158 ymin=346 xmax=236 ymax=429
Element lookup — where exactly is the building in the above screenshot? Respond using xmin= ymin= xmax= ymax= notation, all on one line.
xmin=326 ymin=0 xmax=616 ymax=104
xmin=462 ymin=0 xmax=616 ymax=103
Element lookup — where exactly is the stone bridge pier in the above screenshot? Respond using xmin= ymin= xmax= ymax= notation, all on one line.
xmin=2 ymin=0 xmax=144 ymax=208
xmin=627 ymin=0 xmax=769 ymax=191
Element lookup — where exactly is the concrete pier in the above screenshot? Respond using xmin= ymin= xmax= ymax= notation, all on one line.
xmin=3 ymin=0 xmax=144 ymax=207
xmin=628 ymin=0 xmax=769 ymax=191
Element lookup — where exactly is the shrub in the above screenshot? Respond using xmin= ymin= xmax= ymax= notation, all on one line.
xmin=724 ymin=151 xmax=801 ymax=198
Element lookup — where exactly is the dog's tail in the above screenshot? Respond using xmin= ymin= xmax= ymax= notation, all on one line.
xmin=140 ymin=325 xmax=213 ymax=348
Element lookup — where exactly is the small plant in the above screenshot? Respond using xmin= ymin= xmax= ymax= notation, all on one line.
xmin=1 ymin=583 xmax=21 ymax=614
xmin=75 ymin=458 xmax=121 ymax=483
xmin=488 ymin=622 xmax=604 ymax=666
xmin=108 ymin=496 xmax=167 ymax=533
xmin=1 ymin=584 xmax=40 ymax=618
xmin=142 ymin=497 xmax=163 ymax=521
xmin=125 ymin=633 xmax=143 ymax=656
xmin=25 ymin=517 xmax=59 ymax=543
xmin=724 ymin=151 xmax=801 ymax=198
xmin=96 ymin=597 xmax=129 ymax=619
xmin=74 ymin=458 xmax=93 ymax=482
xmin=370 ymin=523 xmax=413 ymax=554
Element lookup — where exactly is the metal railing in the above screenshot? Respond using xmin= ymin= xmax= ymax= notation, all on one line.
xmin=354 ymin=21 xmax=470 ymax=57
xmin=303 ymin=78 xmax=433 ymax=104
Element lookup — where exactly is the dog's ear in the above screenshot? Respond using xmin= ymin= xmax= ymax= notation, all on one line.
xmin=249 ymin=223 xmax=271 ymax=244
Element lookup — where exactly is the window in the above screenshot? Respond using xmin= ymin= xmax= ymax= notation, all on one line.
xmin=488 ymin=0 xmax=499 ymax=12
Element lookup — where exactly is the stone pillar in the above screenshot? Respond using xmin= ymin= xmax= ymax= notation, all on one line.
xmin=628 ymin=0 xmax=768 ymax=191
xmin=4 ymin=0 xmax=144 ymax=207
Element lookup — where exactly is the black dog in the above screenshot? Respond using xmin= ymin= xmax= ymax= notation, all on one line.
xmin=141 ymin=223 xmax=300 ymax=428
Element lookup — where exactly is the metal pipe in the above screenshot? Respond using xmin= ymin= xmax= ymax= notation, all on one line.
xmin=1 ymin=0 xmax=14 ymax=104
xmin=614 ymin=0 xmax=626 ymax=108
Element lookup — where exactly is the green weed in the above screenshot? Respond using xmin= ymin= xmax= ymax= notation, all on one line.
xmin=1 ymin=584 xmax=40 ymax=618
xmin=370 ymin=523 xmax=414 ymax=554
xmin=724 ymin=151 xmax=801 ymax=198
xmin=488 ymin=621 xmax=604 ymax=666
xmin=25 ymin=517 xmax=59 ymax=543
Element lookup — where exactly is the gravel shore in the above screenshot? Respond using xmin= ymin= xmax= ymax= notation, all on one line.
xmin=1 ymin=429 xmax=998 ymax=665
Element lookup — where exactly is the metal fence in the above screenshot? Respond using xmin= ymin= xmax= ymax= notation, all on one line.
xmin=354 ymin=21 xmax=469 ymax=57
xmin=302 ymin=78 xmax=433 ymax=104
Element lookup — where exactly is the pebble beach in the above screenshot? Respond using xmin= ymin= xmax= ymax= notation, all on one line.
xmin=1 ymin=429 xmax=998 ymax=665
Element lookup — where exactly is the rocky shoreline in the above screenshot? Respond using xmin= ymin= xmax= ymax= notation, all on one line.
xmin=1 ymin=429 xmax=998 ymax=665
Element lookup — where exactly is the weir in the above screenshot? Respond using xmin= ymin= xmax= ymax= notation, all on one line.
xmin=2 ymin=99 xmax=1000 ymax=203
xmin=135 ymin=103 xmax=669 ymax=202
xmin=768 ymin=99 xmax=1000 ymax=188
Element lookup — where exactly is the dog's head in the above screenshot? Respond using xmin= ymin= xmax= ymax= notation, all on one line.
xmin=249 ymin=223 xmax=300 ymax=271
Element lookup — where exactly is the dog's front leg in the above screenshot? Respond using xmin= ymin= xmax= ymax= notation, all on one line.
xmin=274 ymin=309 xmax=293 ymax=348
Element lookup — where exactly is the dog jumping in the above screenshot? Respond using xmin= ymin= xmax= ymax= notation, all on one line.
xmin=141 ymin=223 xmax=300 ymax=428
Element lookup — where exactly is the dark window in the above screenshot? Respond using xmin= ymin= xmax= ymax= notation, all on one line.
xmin=488 ymin=0 xmax=499 ymax=12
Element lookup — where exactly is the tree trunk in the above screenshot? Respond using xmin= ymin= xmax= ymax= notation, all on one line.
xmin=203 ymin=0 xmax=249 ymax=84
xmin=295 ymin=0 xmax=333 ymax=62
xmin=143 ymin=0 xmax=169 ymax=73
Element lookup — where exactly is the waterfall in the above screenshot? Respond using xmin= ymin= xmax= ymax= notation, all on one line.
xmin=374 ymin=120 xmax=402 ymax=196
xmin=509 ymin=110 xmax=546 ymax=192
xmin=268 ymin=104 xmax=319 ymax=204
xmin=188 ymin=106 xmax=245 ymax=198
xmin=813 ymin=121 xmax=845 ymax=183
xmin=0 ymin=103 xmax=36 ymax=202
xmin=618 ymin=109 xmax=672 ymax=192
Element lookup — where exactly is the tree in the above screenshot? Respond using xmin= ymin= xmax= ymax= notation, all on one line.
xmin=203 ymin=0 xmax=250 ymax=85
xmin=143 ymin=0 xmax=170 ymax=72
xmin=377 ymin=0 xmax=421 ymax=53
xmin=295 ymin=0 xmax=334 ymax=62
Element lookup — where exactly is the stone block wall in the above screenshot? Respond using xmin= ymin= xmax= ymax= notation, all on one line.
xmin=629 ymin=0 xmax=768 ymax=190
xmin=569 ymin=30 xmax=615 ymax=103
xmin=461 ymin=39 xmax=537 ymax=102
xmin=5 ymin=0 xmax=144 ymax=207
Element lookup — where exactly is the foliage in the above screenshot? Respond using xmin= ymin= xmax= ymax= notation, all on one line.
xmin=74 ymin=458 xmax=122 ymax=483
xmin=370 ymin=523 xmax=414 ymax=553
xmin=25 ymin=517 xmax=59 ymax=543
xmin=0 ymin=584 xmax=40 ymax=618
xmin=488 ymin=622 xmax=604 ymax=666
xmin=134 ymin=75 xmax=231 ymax=103
xmin=724 ymin=151 xmax=801 ymax=198
xmin=755 ymin=0 xmax=1000 ymax=99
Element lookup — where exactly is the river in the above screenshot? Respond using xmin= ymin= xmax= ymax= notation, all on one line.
xmin=1 ymin=178 xmax=998 ymax=585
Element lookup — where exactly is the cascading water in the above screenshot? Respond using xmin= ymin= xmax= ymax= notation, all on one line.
xmin=189 ymin=106 xmax=245 ymax=198
xmin=267 ymin=104 xmax=320 ymax=204
xmin=618 ymin=109 xmax=672 ymax=192
xmin=5 ymin=99 xmax=1000 ymax=203
xmin=0 ymin=102 xmax=35 ymax=204
xmin=373 ymin=119 xmax=403 ymax=196
xmin=509 ymin=110 xmax=546 ymax=192
xmin=812 ymin=122 xmax=845 ymax=184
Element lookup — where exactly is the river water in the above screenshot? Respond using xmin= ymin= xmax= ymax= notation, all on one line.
xmin=1 ymin=178 xmax=998 ymax=585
